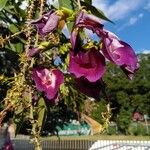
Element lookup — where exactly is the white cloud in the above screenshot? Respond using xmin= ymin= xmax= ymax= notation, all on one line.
xmin=129 ymin=17 xmax=138 ymax=25
xmin=93 ymin=0 xmax=146 ymax=21
xmin=141 ymin=50 xmax=150 ymax=54
xmin=128 ymin=13 xmax=143 ymax=25
xmin=117 ymin=13 xmax=143 ymax=31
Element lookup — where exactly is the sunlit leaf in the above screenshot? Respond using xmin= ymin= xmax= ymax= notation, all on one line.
xmin=15 ymin=42 xmax=24 ymax=53
xmin=61 ymin=7 xmax=74 ymax=17
xmin=58 ymin=0 xmax=75 ymax=10
xmin=66 ymin=21 xmax=74 ymax=32
xmin=0 ymin=0 xmax=8 ymax=11
xmin=14 ymin=2 xmax=26 ymax=18
xmin=9 ymin=24 xmax=19 ymax=33
xmin=8 ymin=42 xmax=23 ymax=53
xmin=37 ymin=98 xmax=47 ymax=132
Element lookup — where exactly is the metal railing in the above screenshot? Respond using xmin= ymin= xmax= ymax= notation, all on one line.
xmin=12 ymin=139 xmax=94 ymax=150
xmin=11 ymin=139 xmax=150 ymax=150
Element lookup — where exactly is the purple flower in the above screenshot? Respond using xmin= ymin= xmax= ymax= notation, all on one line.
xmin=75 ymin=77 xmax=103 ymax=99
xmin=32 ymin=68 xmax=64 ymax=101
xmin=71 ymin=10 xmax=103 ymax=53
xmin=31 ymin=10 xmax=60 ymax=35
xmin=75 ymin=10 xmax=103 ymax=30
xmin=68 ymin=48 xmax=105 ymax=82
xmin=101 ymin=30 xmax=139 ymax=79
xmin=27 ymin=47 xmax=41 ymax=57
xmin=70 ymin=10 xmax=139 ymax=80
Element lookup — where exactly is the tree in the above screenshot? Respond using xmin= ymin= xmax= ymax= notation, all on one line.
xmin=92 ymin=54 xmax=150 ymax=134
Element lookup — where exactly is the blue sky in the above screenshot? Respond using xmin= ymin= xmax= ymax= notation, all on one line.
xmin=93 ymin=0 xmax=150 ymax=54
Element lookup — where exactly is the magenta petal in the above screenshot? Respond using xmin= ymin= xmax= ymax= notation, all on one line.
xmin=101 ymin=30 xmax=125 ymax=63
xmin=32 ymin=68 xmax=47 ymax=92
xmin=32 ymin=68 xmax=64 ymax=100
xmin=45 ymin=69 xmax=64 ymax=100
xmin=75 ymin=77 xmax=102 ymax=99
xmin=27 ymin=47 xmax=41 ymax=57
xmin=42 ymin=12 xmax=60 ymax=34
xmin=75 ymin=10 xmax=103 ymax=31
xmin=70 ymin=29 xmax=82 ymax=55
xmin=121 ymin=66 xmax=136 ymax=80
xmin=31 ymin=10 xmax=59 ymax=35
xmin=70 ymin=29 xmax=78 ymax=53
xmin=114 ymin=41 xmax=139 ymax=67
xmin=69 ymin=48 xmax=105 ymax=82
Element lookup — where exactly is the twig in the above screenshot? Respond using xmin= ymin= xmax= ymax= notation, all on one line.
xmin=77 ymin=0 xmax=81 ymax=9
xmin=0 ymin=104 xmax=14 ymax=126
xmin=40 ymin=0 xmax=45 ymax=16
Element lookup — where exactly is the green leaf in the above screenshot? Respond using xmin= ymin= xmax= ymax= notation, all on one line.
xmin=8 ymin=42 xmax=24 ymax=53
xmin=58 ymin=0 xmax=75 ymax=10
xmin=15 ymin=42 xmax=24 ymax=53
xmin=9 ymin=24 xmax=25 ymax=44
xmin=14 ymin=2 xmax=26 ymax=18
xmin=59 ymin=43 xmax=70 ymax=54
xmin=80 ymin=1 xmax=114 ymax=24
xmin=4 ymin=5 xmax=16 ymax=15
xmin=0 ymin=0 xmax=8 ymax=11
xmin=84 ymin=0 xmax=92 ymax=5
xmin=8 ymin=42 xmax=16 ymax=52
xmin=9 ymin=24 xmax=19 ymax=33
xmin=61 ymin=7 xmax=74 ymax=16
xmin=66 ymin=21 xmax=74 ymax=32
xmin=14 ymin=113 xmax=25 ymax=136
xmin=37 ymin=98 xmax=47 ymax=132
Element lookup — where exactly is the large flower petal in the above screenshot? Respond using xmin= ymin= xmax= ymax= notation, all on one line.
xmin=101 ymin=30 xmax=139 ymax=79
xmin=70 ymin=29 xmax=81 ymax=55
xmin=32 ymin=68 xmax=47 ymax=92
xmin=27 ymin=47 xmax=41 ymax=57
xmin=75 ymin=10 xmax=103 ymax=31
xmin=75 ymin=77 xmax=103 ymax=99
xmin=45 ymin=69 xmax=64 ymax=100
xmin=42 ymin=12 xmax=60 ymax=34
xmin=69 ymin=48 xmax=105 ymax=82
xmin=32 ymin=68 xmax=64 ymax=100
xmin=31 ymin=10 xmax=60 ymax=35
xmin=70 ymin=29 xmax=76 ymax=52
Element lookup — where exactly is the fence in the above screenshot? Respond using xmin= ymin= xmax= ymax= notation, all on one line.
xmin=12 ymin=139 xmax=94 ymax=150
xmin=11 ymin=139 xmax=150 ymax=150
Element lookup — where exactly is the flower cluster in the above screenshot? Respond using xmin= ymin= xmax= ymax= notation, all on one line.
xmin=30 ymin=9 xmax=139 ymax=102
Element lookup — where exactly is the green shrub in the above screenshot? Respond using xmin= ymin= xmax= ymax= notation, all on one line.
xmin=107 ymin=125 xmax=117 ymax=135
xmin=128 ymin=122 xmax=150 ymax=136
